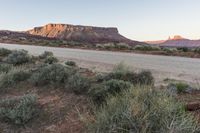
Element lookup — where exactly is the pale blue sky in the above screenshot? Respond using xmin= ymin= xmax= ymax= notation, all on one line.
xmin=0 ymin=0 xmax=200 ymax=41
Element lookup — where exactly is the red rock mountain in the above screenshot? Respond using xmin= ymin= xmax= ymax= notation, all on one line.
xmin=26 ymin=23 xmax=144 ymax=45
xmin=146 ymin=35 xmax=200 ymax=47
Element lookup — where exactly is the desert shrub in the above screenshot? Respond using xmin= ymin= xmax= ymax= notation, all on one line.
xmin=136 ymin=71 xmax=154 ymax=85
xmin=175 ymin=82 xmax=189 ymax=93
xmin=0 ymin=68 xmax=31 ymax=89
xmin=0 ymin=64 xmax=13 ymax=73
xmin=39 ymin=51 xmax=53 ymax=59
xmin=178 ymin=47 xmax=189 ymax=52
xmin=115 ymin=43 xmax=131 ymax=50
xmin=5 ymin=50 xmax=31 ymax=65
xmin=134 ymin=45 xmax=161 ymax=51
xmin=194 ymin=48 xmax=200 ymax=54
xmin=29 ymin=64 xmax=74 ymax=86
xmin=66 ymin=73 xmax=91 ymax=94
xmin=0 ymin=48 xmax=12 ymax=56
xmin=0 ymin=94 xmax=38 ymax=125
xmin=45 ymin=56 xmax=58 ymax=64
xmin=65 ymin=61 xmax=76 ymax=67
xmin=163 ymin=47 xmax=178 ymax=53
xmin=103 ymin=43 xmax=115 ymax=50
xmin=95 ymin=44 xmax=104 ymax=49
xmin=89 ymin=79 xmax=132 ymax=104
xmin=89 ymin=86 xmax=200 ymax=133
xmin=104 ymin=64 xmax=154 ymax=85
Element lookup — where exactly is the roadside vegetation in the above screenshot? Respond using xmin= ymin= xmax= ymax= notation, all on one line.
xmin=0 ymin=48 xmax=199 ymax=133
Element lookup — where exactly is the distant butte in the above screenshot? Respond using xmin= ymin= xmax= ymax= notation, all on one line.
xmin=26 ymin=23 xmax=144 ymax=45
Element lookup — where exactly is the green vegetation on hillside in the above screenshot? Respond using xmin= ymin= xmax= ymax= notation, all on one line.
xmin=0 ymin=48 xmax=199 ymax=132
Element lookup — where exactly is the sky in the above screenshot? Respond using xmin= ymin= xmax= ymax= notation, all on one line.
xmin=0 ymin=0 xmax=200 ymax=41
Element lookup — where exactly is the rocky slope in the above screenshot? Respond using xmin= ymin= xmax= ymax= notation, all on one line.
xmin=26 ymin=23 xmax=143 ymax=45
xmin=146 ymin=35 xmax=200 ymax=48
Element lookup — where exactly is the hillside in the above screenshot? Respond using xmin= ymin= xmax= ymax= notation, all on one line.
xmin=26 ymin=23 xmax=144 ymax=45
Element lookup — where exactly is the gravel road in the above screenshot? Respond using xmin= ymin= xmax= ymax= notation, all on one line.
xmin=1 ymin=43 xmax=200 ymax=85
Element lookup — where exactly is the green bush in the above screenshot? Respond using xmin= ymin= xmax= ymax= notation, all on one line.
xmin=29 ymin=64 xmax=74 ymax=86
xmin=0 ymin=64 xmax=13 ymax=73
xmin=175 ymin=82 xmax=189 ymax=93
xmin=178 ymin=47 xmax=189 ymax=52
xmin=0 ymin=48 xmax=12 ymax=56
xmin=45 ymin=56 xmax=58 ymax=64
xmin=163 ymin=47 xmax=178 ymax=53
xmin=89 ymin=79 xmax=132 ymax=104
xmin=0 ymin=94 xmax=38 ymax=125
xmin=66 ymin=73 xmax=91 ymax=94
xmin=39 ymin=51 xmax=53 ymax=59
xmin=5 ymin=50 xmax=31 ymax=65
xmin=105 ymin=65 xmax=154 ymax=85
xmin=194 ymin=48 xmax=200 ymax=54
xmin=65 ymin=61 xmax=76 ymax=67
xmin=89 ymin=86 xmax=200 ymax=133
xmin=0 ymin=68 xmax=31 ymax=89
xmin=134 ymin=45 xmax=161 ymax=51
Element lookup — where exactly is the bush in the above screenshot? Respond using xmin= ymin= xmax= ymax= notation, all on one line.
xmin=89 ymin=86 xmax=200 ymax=133
xmin=178 ymin=47 xmax=189 ymax=52
xmin=0 ymin=48 xmax=12 ymax=56
xmin=89 ymin=79 xmax=132 ymax=104
xmin=0 ymin=68 xmax=31 ymax=89
xmin=39 ymin=51 xmax=53 ymax=59
xmin=134 ymin=45 xmax=161 ymax=51
xmin=45 ymin=56 xmax=58 ymax=64
xmin=0 ymin=64 xmax=13 ymax=73
xmin=65 ymin=61 xmax=76 ymax=67
xmin=104 ymin=64 xmax=154 ymax=85
xmin=5 ymin=50 xmax=31 ymax=65
xmin=114 ymin=43 xmax=131 ymax=50
xmin=163 ymin=47 xmax=178 ymax=53
xmin=66 ymin=73 xmax=91 ymax=94
xmin=194 ymin=48 xmax=200 ymax=54
xmin=0 ymin=94 xmax=38 ymax=125
xmin=29 ymin=64 xmax=74 ymax=86
xmin=175 ymin=82 xmax=189 ymax=93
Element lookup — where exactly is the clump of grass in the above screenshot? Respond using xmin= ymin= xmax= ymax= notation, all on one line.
xmin=89 ymin=79 xmax=132 ymax=104
xmin=0 ymin=67 xmax=31 ymax=90
xmin=0 ymin=94 xmax=38 ymax=125
xmin=175 ymin=82 xmax=189 ymax=93
xmin=0 ymin=64 xmax=13 ymax=73
xmin=4 ymin=50 xmax=32 ymax=65
xmin=66 ymin=73 xmax=91 ymax=94
xmin=104 ymin=63 xmax=154 ymax=85
xmin=0 ymin=48 xmax=12 ymax=56
xmin=89 ymin=86 xmax=200 ymax=133
xmin=44 ymin=56 xmax=58 ymax=64
xmin=65 ymin=61 xmax=76 ymax=67
xmin=39 ymin=51 xmax=53 ymax=59
xmin=134 ymin=45 xmax=161 ymax=51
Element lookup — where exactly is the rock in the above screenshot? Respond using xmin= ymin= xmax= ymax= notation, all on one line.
xmin=186 ymin=102 xmax=200 ymax=111
xmin=166 ymin=84 xmax=178 ymax=96
xmin=26 ymin=23 xmax=144 ymax=45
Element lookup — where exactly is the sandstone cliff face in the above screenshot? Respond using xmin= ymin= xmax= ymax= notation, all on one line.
xmin=27 ymin=24 xmax=139 ymax=45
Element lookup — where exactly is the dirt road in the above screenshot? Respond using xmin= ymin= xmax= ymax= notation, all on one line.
xmin=1 ymin=43 xmax=200 ymax=85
